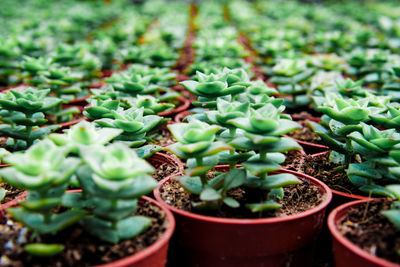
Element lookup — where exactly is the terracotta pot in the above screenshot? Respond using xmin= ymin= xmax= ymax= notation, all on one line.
xmin=154 ymin=169 xmax=332 ymax=267
xmin=158 ymin=97 xmax=191 ymax=117
xmin=328 ymin=199 xmax=400 ymax=267
xmin=0 ymin=191 xmax=175 ymax=267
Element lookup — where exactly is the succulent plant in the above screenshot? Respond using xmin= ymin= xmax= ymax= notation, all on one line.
xmin=94 ymin=107 xmax=167 ymax=147
xmin=0 ymin=88 xmax=62 ymax=148
xmin=381 ymin=184 xmax=400 ymax=231
xmin=48 ymin=120 xmax=122 ymax=153
xmin=106 ymin=72 xmax=157 ymax=96
xmin=180 ymin=68 xmax=250 ymax=108
xmin=0 ymin=140 xmax=84 ymax=256
xmin=66 ymin=143 xmax=158 ymax=243
xmin=345 ymin=123 xmax=400 ymax=197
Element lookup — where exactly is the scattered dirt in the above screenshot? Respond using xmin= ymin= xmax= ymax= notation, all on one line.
xmin=160 ymin=175 xmax=323 ymax=219
xmin=0 ymin=199 xmax=168 ymax=267
xmin=300 ymin=152 xmax=365 ymax=196
xmin=0 ymin=183 xmax=24 ymax=205
xmin=286 ymin=120 xmax=323 ymax=144
xmin=337 ymin=200 xmax=400 ymax=264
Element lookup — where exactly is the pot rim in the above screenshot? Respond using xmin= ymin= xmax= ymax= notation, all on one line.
xmin=327 ymin=199 xmax=400 ymax=267
xmin=147 ymin=152 xmax=185 ymax=175
xmin=0 ymin=190 xmax=175 ymax=267
xmin=158 ymin=96 xmax=191 ymax=117
xmin=154 ymin=169 xmax=332 ymax=225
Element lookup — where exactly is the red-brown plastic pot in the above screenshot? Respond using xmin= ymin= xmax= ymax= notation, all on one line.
xmin=295 ymin=139 xmax=329 ymax=154
xmin=328 ymin=199 xmax=400 ymax=267
xmin=146 ymin=152 xmax=184 ymax=177
xmin=67 ymin=95 xmax=90 ymax=106
xmin=0 ymin=191 xmax=175 ymax=267
xmin=154 ymin=169 xmax=332 ymax=267
xmin=158 ymin=97 xmax=191 ymax=117
xmin=173 ymin=110 xmax=191 ymax=123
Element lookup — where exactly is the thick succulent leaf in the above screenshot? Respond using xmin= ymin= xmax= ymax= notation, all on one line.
xmin=245 ymin=200 xmax=281 ymax=212
xmin=223 ymin=197 xmax=240 ymax=208
xmin=8 ymin=207 xmax=86 ymax=234
xmin=348 ymin=132 xmax=385 ymax=153
xmin=359 ymin=184 xmax=396 ymax=198
xmin=386 ymin=185 xmax=400 ymax=199
xmin=200 ymin=186 xmax=221 ymax=201
xmin=136 ymin=145 xmax=163 ymax=159
xmin=242 ymin=158 xmax=282 ymax=175
xmin=117 ymin=216 xmax=152 ymax=240
xmin=24 ymin=243 xmax=65 ymax=257
xmin=177 ymin=176 xmax=203 ymax=194
xmin=381 ymin=209 xmax=400 ymax=229
xmin=260 ymin=173 xmax=301 ymax=190
xmin=222 ymin=168 xmax=247 ymax=191
xmin=347 ymin=163 xmax=383 ymax=179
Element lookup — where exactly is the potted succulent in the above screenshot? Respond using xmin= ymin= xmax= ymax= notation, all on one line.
xmin=0 ymin=139 xmax=175 ymax=266
xmin=154 ymin=107 xmax=332 ymax=266
xmin=328 ymin=182 xmax=400 ymax=266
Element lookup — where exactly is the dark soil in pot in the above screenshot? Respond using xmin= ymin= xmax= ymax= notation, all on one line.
xmin=0 ymin=182 xmax=24 ymax=205
xmin=283 ymin=149 xmax=305 ymax=170
xmin=301 ymin=152 xmax=366 ymax=196
xmin=337 ymin=199 xmax=400 ymax=264
xmin=286 ymin=120 xmax=324 ymax=144
xmin=160 ymin=176 xmax=323 ymax=219
xmin=150 ymin=128 xmax=175 ymax=147
xmin=151 ymin=155 xmax=181 ymax=182
xmin=0 ymin=199 xmax=169 ymax=267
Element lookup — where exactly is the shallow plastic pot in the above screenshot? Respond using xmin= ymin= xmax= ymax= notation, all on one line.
xmin=295 ymin=139 xmax=329 ymax=154
xmin=146 ymin=152 xmax=184 ymax=178
xmin=154 ymin=169 xmax=332 ymax=267
xmin=328 ymin=199 xmax=400 ymax=267
xmin=0 ymin=191 xmax=175 ymax=267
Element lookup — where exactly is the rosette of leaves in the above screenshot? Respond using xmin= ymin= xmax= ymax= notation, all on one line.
xmin=127 ymin=64 xmax=176 ymax=88
xmin=227 ymin=103 xmax=302 ymax=211
xmin=65 ymin=143 xmax=158 ymax=243
xmin=381 ymin=67 xmax=400 ymax=100
xmin=185 ymin=58 xmax=251 ymax=77
xmin=0 ymin=140 xmax=84 ymax=256
xmin=0 ymin=88 xmax=62 ymax=149
xmin=83 ymin=98 xmax=121 ymax=120
xmin=125 ymin=95 xmax=174 ymax=115
xmin=345 ymin=123 xmax=400 ymax=197
xmin=143 ymin=43 xmax=178 ymax=68
xmin=106 ymin=72 xmax=159 ymax=97
xmin=20 ymin=56 xmax=54 ymax=78
xmin=94 ymin=107 xmax=167 ymax=147
xmin=204 ymin=98 xmax=254 ymax=168
xmin=370 ymin=103 xmax=400 ymax=131
xmin=268 ymin=58 xmax=315 ymax=108
xmin=358 ymin=49 xmax=392 ymax=87
xmin=312 ymin=93 xmax=372 ymax=125
xmin=180 ymin=68 xmax=251 ymax=108
xmin=166 ymin=118 xmax=242 ymax=209
xmin=48 ymin=120 xmax=122 ymax=153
